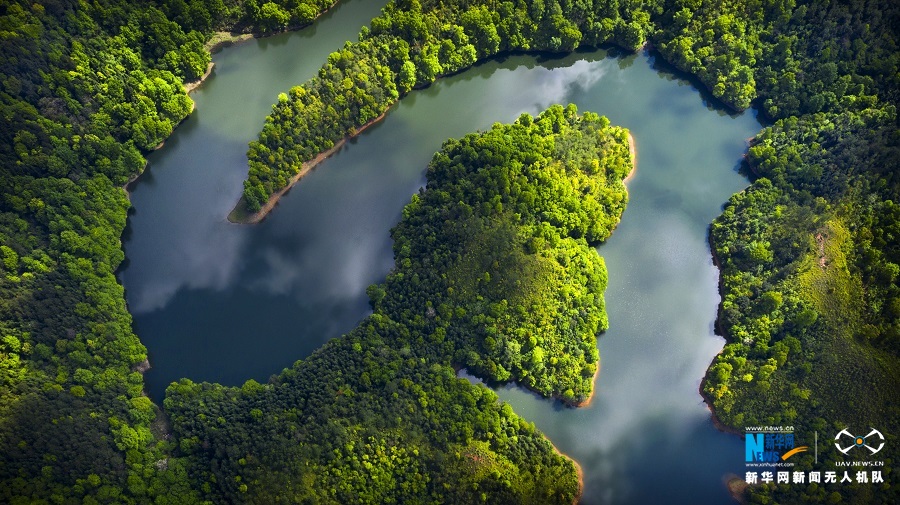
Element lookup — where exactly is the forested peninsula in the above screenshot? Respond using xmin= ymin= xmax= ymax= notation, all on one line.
xmin=1 ymin=0 xmax=898 ymax=504
xmin=165 ymin=105 xmax=632 ymax=503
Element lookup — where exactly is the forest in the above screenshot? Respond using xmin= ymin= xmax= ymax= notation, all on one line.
xmin=1 ymin=0 xmax=898 ymax=503
xmin=236 ymin=0 xmax=647 ymax=216
xmin=0 ymin=0 xmax=352 ymax=502
xmin=165 ymin=105 xmax=631 ymax=503
xmin=242 ymin=0 xmax=899 ymax=501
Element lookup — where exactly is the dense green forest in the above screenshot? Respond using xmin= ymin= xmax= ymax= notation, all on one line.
xmin=164 ymin=106 xmax=630 ymax=503
xmin=1 ymin=1 xmax=209 ymax=502
xmin=704 ymin=112 xmax=900 ymax=503
xmin=378 ymin=105 xmax=632 ymax=402
xmin=242 ymin=0 xmax=899 ymax=503
xmin=665 ymin=1 xmax=899 ymax=503
xmin=0 ymin=0 xmax=365 ymax=502
xmin=666 ymin=2 xmax=900 ymax=504
xmin=706 ymin=110 xmax=900 ymax=430
xmin=2 ymin=0 xmax=898 ymax=503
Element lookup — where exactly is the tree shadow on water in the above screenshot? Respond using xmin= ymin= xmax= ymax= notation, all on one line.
xmin=647 ymin=50 xmax=746 ymax=119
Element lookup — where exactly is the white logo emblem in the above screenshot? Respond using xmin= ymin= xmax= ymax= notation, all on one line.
xmin=834 ymin=428 xmax=885 ymax=455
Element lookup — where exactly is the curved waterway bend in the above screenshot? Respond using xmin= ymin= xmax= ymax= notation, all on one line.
xmin=120 ymin=8 xmax=760 ymax=505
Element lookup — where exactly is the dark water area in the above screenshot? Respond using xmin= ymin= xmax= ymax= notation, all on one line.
xmin=120 ymin=2 xmax=761 ymax=502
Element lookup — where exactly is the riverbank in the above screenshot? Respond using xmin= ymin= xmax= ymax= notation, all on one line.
xmin=184 ymin=61 xmax=216 ymax=94
xmin=204 ymin=0 xmax=342 ymax=54
xmin=139 ymin=63 xmax=215 ymax=154
xmin=205 ymin=31 xmax=255 ymax=54
xmin=700 ymin=239 xmax=742 ymax=435
xmin=624 ymin=131 xmax=637 ymax=185
xmin=228 ymin=109 xmax=390 ymax=224
xmin=548 ymin=439 xmax=585 ymax=505
xmin=568 ymin=360 xmax=601 ymax=408
xmin=122 ymin=63 xmax=216 ymax=197
xmin=560 ymin=130 xmax=635 ymax=410
xmin=725 ymin=474 xmax=749 ymax=503
xmin=127 ymin=2 xmax=346 ymax=199
xmin=699 ymin=373 xmax=741 ymax=435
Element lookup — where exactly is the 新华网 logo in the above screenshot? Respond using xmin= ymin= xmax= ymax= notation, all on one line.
xmin=745 ymin=431 xmax=808 ymax=463
xmin=834 ymin=428 xmax=885 ymax=455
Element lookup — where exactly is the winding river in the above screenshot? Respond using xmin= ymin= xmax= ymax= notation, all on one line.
xmin=120 ymin=0 xmax=761 ymax=502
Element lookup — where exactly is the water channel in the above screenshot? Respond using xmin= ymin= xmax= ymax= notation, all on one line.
xmin=120 ymin=1 xmax=761 ymax=502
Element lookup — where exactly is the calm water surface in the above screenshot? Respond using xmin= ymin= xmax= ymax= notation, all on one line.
xmin=120 ymin=2 xmax=761 ymax=503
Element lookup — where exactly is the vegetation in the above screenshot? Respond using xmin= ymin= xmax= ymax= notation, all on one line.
xmin=0 ymin=0 xmax=348 ymax=502
xmin=2 ymin=0 xmax=898 ymax=503
xmin=237 ymin=0 xmax=652 ymax=216
xmin=0 ymin=0 xmax=212 ymax=501
xmin=166 ymin=345 xmax=580 ymax=504
xmin=651 ymin=1 xmax=900 ymax=503
xmin=2 ymin=0 xmax=631 ymax=495
xmin=155 ymin=0 xmax=344 ymax=36
xmin=384 ymin=105 xmax=631 ymax=402
xmin=704 ymin=108 xmax=900 ymax=504
xmin=167 ymin=105 xmax=630 ymax=502
xmin=243 ymin=0 xmax=899 ymax=503
xmin=241 ymin=0 xmax=898 ymax=213
xmin=654 ymin=0 xmax=899 ymax=114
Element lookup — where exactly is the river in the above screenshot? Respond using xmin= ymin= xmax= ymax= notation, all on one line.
xmin=119 ymin=1 xmax=761 ymax=503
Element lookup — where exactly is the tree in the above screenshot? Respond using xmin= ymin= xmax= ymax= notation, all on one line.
xmin=256 ymin=2 xmax=289 ymax=33
xmin=398 ymin=60 xmax=416 ymax=94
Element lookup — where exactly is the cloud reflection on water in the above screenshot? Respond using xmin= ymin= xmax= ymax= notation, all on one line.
xmin=515 ymin=57 xmax=614 ymax=112
xmin=126 ymin=204 xmax=247 ymax=315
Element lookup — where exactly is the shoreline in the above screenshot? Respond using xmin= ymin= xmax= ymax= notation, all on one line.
xmin=205 ymin=31 xmax=255 ymax=55
xmin=725 ymin=473 xmax=749 ymax=504
xmin=228 ymin=109 xmax=391 ymax=224
xmin=122 ymin=61 xmax=217 ymax=198
xmin=548 ymin=439 xmax=585 ymax=505
xmin=569 ymin=360 xmax=601 ymax=408
xmin=624 ymin=131 xmax=637 ymax=185
xmin=547 ymin=129 xmax=638 ymax=498
xmin=203 ymin=0 xmax=341 ymax=55
xmin=699 ymin=373 xmax=742 ymax=435
xmin=565 ymin=130 xmax=635 ymax=409
xmin=125 ymin=0 xmax=345 ymax=199
xmin=708 ymin=237 xmax=729 ymax=345
xmin=183 ymin=61 xmax=216 ymax=94
xmin=701 ymin=230 xmax=742 ymax=435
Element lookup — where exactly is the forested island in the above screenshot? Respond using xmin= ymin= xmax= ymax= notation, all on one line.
xmin=1 ymin=0 xmax=898 ymax=503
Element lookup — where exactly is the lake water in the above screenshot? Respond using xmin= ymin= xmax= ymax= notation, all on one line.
xmin=119 ymin=1 xmax=761 ymax=502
